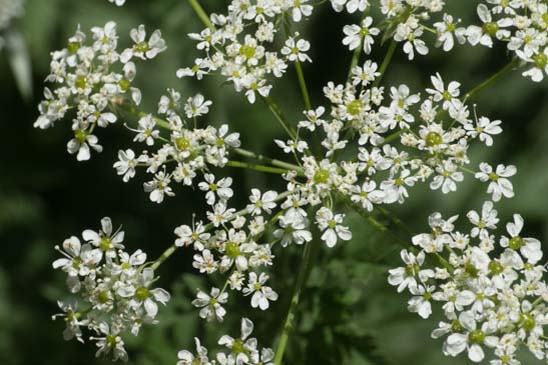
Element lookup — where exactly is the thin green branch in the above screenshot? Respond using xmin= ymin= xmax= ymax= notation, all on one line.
xmin=150 ymin=245 xmax=177 ymax=271
xmin=261 ymin=96 xmax=298 ymax=140
xmin=233 ymin=147 xmax=304 ymax=174
xmin=187 ymin=0 xmax=215 ymax=31
xmin=346 ymin=40 xmax=363 ymax=83
xmin=373 ymin=39 xmax=397 ymax=88
xmin=226 ymin=160 xmax=291 ymax=175
xmin=294 ymin=61 xmax=312 ymax=110
xmin=463 ymin=58 xmax=519 ymax=102
xmin=274 ymin=240 xmax=314 ymax=365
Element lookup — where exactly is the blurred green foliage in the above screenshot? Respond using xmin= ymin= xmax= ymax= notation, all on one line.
xmin=0 ymin=0 xmax=547 ymax=364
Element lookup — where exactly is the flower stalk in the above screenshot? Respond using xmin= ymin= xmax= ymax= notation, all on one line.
xmin=464 ymin=59 xmax=519 ymax=102
xmin=274 ymin=239 xmax=315 ymax=365
xmin=295 ymin=60 xmax=312 ymax=110
xmin=187 ymin=0 xmax=214 ymax=31
xmin=373 ymin=39 xmax=397 ymax=87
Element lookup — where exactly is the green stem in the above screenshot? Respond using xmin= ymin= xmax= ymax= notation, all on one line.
xmin=294 ymin=61 xmax=312 ymax=110
xmin=459 ymin=166 xmax=476 ymax=175
xmin=375 ymin=206 xmax=413 ymax=236
xmin=373 ymin=40 xmax=397 ymax=88
xmin=226 ymin=160 xmax=291 ymax=175
xmin=151 ymin=245 xmax=177 ymax=271
xmin=381 ymin=129 xmax=404 ymax=146
xmin=261 ymin=96 xmax=298 ymax=140
xmin=342 ymin=196 xmax=411 ymax=249
xmin=187 ymin=0 xmax=215 ymax=31
xmin=346 ymin=40 xmax=363 ymax=83
xmin=463 ymin=59 xmax=519 ymax=102
xmin=233 ymin=148 xmax=304 ymax=174
xmin=274 ymin=240 xmax=314 ymax=365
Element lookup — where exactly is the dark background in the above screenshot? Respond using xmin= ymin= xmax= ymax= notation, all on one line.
xmin=0 ymin=0 xmax=547 ymax=364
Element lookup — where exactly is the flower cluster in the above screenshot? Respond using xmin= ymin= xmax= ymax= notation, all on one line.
xmin=177 ymin=0 xmax=314 ymax=103
xmin=334 ymin=0 xmax=548 ymax=81
xmin=389 ymin=202 xmax=547 ymax=364
xmin=38 ymin=0 xmax=548 ymax=364
xmin=114 ymin=91 xmax=241 ymax=203
xmin=279 ymin=68 xmax=511 ymax=214
xmin=52 ymin=217 xmax=170 ymax=362
xmin=177 ymin=317 xmax=274 ymax=365
xmin=176 ymin=175 xmax=281 ymax=320
xmin=0 ymin=0 xmax=24 ymax=48
xmin=34 ymin=22 xmax=166 ymax=160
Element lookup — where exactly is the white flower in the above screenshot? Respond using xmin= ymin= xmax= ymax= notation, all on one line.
xmin=408 ymin=284 xmax=435 ymax=319
xmin=132 ymin=114 xmax=159 ymax=146
xmin=143 ymin=170 xmax=174 ymax=203
xmin=184 ymin=94 xmax=212 ymax=118
xmin=443 ymin=311 xmax=498 ymax=362
xmin=274 ymin=210 xmax=312 ymax=247
xmin=350 ymin=60 xmax=380 ymax=87
xmin=90 ymin=109 xmax=117 ymax=128
xmin=467 ymin=201 xmax=499 ymax=238
xmin=199 ymin=174 xmax=234 ymax=205
xmin=381 ymin=169 xmax=417 ymax=204
xmin=120 ymin=25 xmax=166 ymax=63
xmin=464 ymin=117 xmax=502 ymax=146
xmin=388 ymin=250 xmax=434 ymax=292
xmin=206 ymin=202 xmax=236 ymax=227
xmin=177 ymin=57 xmax=211 ymax=80
xmin=193 ymin=249 xmax=218 ymax=274
xmin=281 ymin=34 xmax=311 ymax=63
xmin=398 ymin=26 xmax=429 ymax=60
xmin=157 ymin=88 xmax=181 ymax=116
xmin=330 ymin=0 xmax=369 ymax=13
xmin=342 ymin=17 xmax=379 ymax=54
xmin=113 ymin=149 xmax=147 ymax=182
xmin=466 ymin=4 xmax=512 ymax=48
xmin=315 ymin=207 xmax=352 ymax=247
xmin=350 ymin=180 xmax=384 ymax=211
xmin=122 ymin=268 xmax=170 ymax=318
xmin=217 ymin=317 xmax=257 ymax=365
xmin=475 ymin=163 xmax=516 ymax=202
xmin=52 ymin=301 xmax=88 ymax=342
xmin=430 ymin=161 xmax=464 ymax=194
xmin=517 ymin=47 xmax=548 ymax=82
xmin=247 ymin=189 xmax=278 ymax=215
xmin=192 ymin=287 xmax=228 ymax=322
xmin=67 ymin=129 xmax=103 ymax=161
xmin=426 ymin=73 xmax=461 ymax=110
xmin=243 ymin=272 xmax=278 ymax=310
xmin=53 ymin=236 xmax=101 ymax=278
xmin=243 ymin=77 xmax=272 ymax=104
xmin=219 ymin=229 xmax=251 ymax=272
xmin=177 ymin=338 xmax=211 ymax=365
xmin=82 ymin=217 xmax=125 ymax=258
xmin=175 ymin=222 xmax=210 ymax=248
xmin=188 ymin=28 xmax=217 ymax=52
xmin=291 ymin=0 xmax=313 ymax=22
xmin=91 ymin=323 xmax=128 ymax=362
xmin=500 ymin=214 xmax=543 ymax=264
xmin=434 ymin=14 xmax=466 ymax=52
